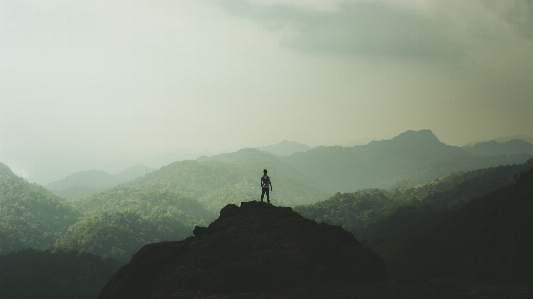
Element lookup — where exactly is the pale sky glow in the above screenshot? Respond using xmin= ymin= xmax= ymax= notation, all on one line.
xmin=1 ymin=0 xmax=533 ymax=183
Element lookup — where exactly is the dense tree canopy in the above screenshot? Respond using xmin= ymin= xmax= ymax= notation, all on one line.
xmin=295 ymin=160 xmax=533 ymax=244
xmin=73 ymin=187 xmax=213 ymax=227
xmin=55 ymin=211 xmax=190 ymax=260
xmin=0 ymin=174 xmax=79 ymax=254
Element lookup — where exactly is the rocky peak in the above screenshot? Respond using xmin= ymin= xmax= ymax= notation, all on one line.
xmin=98 ymin=201 xmax=387 ymax=298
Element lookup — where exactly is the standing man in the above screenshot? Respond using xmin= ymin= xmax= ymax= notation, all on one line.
xmin=261 ymin=169 xmax=272 ymax=203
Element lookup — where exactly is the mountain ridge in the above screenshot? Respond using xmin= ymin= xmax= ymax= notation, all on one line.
xmin=46 ymin=165 xmax=154 ymax=201
xmin=97 ymin=201 xmax=387 ymax=298
xmin=376 ymin=165 xmax=533 ymax=282
xmin=281 ymin=129 xmax=533 ymax=192
xmin=256 ymin=140 xmax=311 ymax=156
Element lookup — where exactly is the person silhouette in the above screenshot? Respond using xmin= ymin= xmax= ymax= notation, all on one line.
xmin=260 ymin=169 xmax=272 ymax=203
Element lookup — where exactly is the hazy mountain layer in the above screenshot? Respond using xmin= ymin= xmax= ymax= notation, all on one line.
xmin=462 ymin=138 xmax=533 ymax=156
xmin=0 ymin=162 xmax=16 ymax=177
xmin=282 ymin=129 xmax=533 ymax=193
xmin=256 ymin=140 xmax=311 ymax=156
xmin=464 ymin=135 xmax=533 ymax=146
xmin=46 ymin=165 xmax=154 ymax=201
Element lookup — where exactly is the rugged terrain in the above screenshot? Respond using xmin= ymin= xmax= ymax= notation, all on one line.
xmin=98 ymin=201 xmax=387 ymax=298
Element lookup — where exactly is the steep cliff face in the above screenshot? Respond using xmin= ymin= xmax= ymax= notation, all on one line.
xmin=98 ymin=201 xmax=387 ymax=298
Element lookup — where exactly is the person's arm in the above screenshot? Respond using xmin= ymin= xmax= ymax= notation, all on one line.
xmin=270 ymin=181 xmax=272 ymax=191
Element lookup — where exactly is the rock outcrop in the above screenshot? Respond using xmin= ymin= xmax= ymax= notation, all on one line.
xmin=98 ymin=201 xmax=387 ymax=298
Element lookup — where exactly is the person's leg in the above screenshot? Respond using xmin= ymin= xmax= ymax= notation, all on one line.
xmin=261 ymin=188 xmax=265 ymax=202
xmin=266 ymin=189 xmax=270 ymax=203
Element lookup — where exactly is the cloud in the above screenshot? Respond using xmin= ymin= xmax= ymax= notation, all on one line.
xmin=216 ymin=0 xmax=533 ymax=62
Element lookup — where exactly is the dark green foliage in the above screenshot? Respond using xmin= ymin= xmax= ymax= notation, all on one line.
xmin=375 ymin=166 xmax=533 ymax=281
xmin=198 ymin=148 xmax=329 ymax=206
xmin=55 ymin=211 xmax=191 ymax=260
xmin=295 ymin=189 xmax=398 ymax=235
xmin=0 ymin=174 xmax=80 ymax=254
xmin=125 ymin=160 xmax=257 ymax=211
xmin=0 ymin=167 xmax=210 ymax=260
xmin=126 ymin=152 xmax=328 ymax=212
xmin=0 ymin=248 xmax=121 ymax=299
xmin=60 ymin=188 xmax=213 ymax=259
xmin=73 ymin=187 xmax=213 ymax=228
xmin=295 ymin=159 xmax=533 ymax=243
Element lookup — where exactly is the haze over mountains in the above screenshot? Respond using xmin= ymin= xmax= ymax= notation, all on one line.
xmin=42 ymin=129 xmax=533 ymax=203
xmin=256 ymin=140 xmax=311 ymax=156
xmin=46 ymin=165 xmax=154 ymax=201
xmin=1 ymin=129 xmax=533 ymax=297
xmin=462 ymin=139 xmax=533 ymax=156
xmin=281 ymin=130 xmax=533 ymax=193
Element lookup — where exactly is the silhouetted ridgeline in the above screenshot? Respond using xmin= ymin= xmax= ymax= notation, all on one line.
xmin=295 ymin=159 xmax=533 ymax=244
xmin=376 ymin=166 xmax=533 ymax=282
xmin=98 ymin=202 xmax=387 ymax=299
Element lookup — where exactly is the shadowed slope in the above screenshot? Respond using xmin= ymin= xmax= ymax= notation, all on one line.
xmin=376 ymin=166 xmax=533 ymax=282
xmin=98 ymin=202 xmax=386 ymax=298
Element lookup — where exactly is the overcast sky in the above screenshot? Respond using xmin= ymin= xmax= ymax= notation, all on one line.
xmin=1 ymin=0 xmax=533 ymax=184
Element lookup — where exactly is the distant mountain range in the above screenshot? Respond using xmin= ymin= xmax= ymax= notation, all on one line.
xmin=462 ymin=139 xmax=533 ymax=156
xmin=463 ymin=134 xmax=533 ymax=147
xmin=43 ymin=130 xmax=533 ymax=203
xmin=256 ymin=140 xmax=311 ymax=156
xmin=281 ymin=129 xmax=533 ymax=193
xmin=125 ymin=149 xmax=329 ymax=211
xmin=46 ymin=165 xmax=154 ymax=201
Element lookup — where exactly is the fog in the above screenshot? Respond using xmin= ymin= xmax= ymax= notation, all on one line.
xmin=1 ymin=0 xmax=532 ymax=183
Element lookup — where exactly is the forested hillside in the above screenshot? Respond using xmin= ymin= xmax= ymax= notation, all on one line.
xmin=0 ymin=162 xmax=211 ymax=260
xmin=126 ymin=150 xmax=328 ymax=211
xmin=283 ymin=130 xmax=533 ymax=193
xmin=0 ymin=174 xmax=80 ymax=254
xmin=46 ymin=165 xmax=154 ymax=201
xmin=55 ymin=211 xmax=190 ymax=260
xmin=61 ymin=188 xmax=213 ymax=259
xmin=295 ymin=159 xmax=533 ymax=244
xmin=375 ymin=165 xmax=533 ymax=281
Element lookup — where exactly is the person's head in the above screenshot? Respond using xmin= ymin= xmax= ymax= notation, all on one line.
xmin=263 ymin=169 xmax=267 ymax=174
